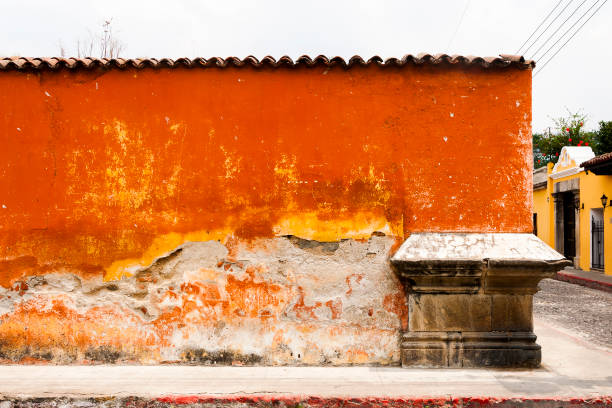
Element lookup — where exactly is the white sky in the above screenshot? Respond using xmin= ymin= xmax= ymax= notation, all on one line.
xmin=1 ymin=0 xmax=610 ymax=133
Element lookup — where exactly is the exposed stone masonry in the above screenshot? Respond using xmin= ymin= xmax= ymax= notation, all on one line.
xmin=0 ymin=235 xmax=407 ymax=365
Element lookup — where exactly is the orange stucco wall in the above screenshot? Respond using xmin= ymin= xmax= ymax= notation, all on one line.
xmin=0 ymin=64 xmax=533 ymax=364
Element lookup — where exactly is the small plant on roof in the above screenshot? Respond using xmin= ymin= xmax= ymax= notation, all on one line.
xmin=59 ymin=18 xmax=124 ymax=59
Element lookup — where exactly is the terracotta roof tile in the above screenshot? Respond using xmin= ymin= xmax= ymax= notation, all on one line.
xmin=0 ymin=54 xmax=534 ymax=71
xmin=581 ymin=152 xmax=612 ymax=168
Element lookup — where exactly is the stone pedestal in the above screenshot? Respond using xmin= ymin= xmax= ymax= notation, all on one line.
xmin=390 ymin=233 xmax=570 ymax=368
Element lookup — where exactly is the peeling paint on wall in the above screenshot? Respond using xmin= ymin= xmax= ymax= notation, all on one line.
xmin=0 ymin=235 xmax=405 ymax=364
xmin=0 ymin=64 xmax=533 ymax=364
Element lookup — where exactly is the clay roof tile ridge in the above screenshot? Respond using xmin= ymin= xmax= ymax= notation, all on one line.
xmin=0 ymin=54 xmax=536 ymax=71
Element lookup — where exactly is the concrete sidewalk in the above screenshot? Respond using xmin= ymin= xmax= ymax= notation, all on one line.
xmin=556 ymin=267 xmax=612 ymax=293
xmin=0 ymin=318 xmax=610 ymax=407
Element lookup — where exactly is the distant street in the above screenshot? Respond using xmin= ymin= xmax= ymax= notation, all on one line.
xmin=535 ymin=278 xmax=612 ymax=349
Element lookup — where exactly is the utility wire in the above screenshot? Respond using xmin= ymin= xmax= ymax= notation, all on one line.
xmin=534 ymin=0 xmax=608 ymax=76
xmin=534 ymin=0 xmax=602 ymax=62
xmin=530 ymin=0 xmax=588 ymax=60
xmin=516 ymin=0 xmax=565 ymax=54
xmin=447 ymin=0 xmax=471 ymax=51
xmin=523 ymin=0 xmax=575 ymax=55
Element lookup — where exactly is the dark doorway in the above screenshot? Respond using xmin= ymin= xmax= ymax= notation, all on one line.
xmin=562 ymin=192 xmax=576 ymax=260
xmin=591 ymin=209 xmax=604 ymax=270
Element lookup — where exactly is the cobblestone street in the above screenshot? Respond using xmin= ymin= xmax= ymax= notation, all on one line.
xmin=535 ymin=278 xmax=612 ymax=349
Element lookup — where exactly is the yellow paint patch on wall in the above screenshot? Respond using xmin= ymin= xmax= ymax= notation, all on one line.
xmin=104 ymin=229 xmax=232 ymax=281
xmin=273 ymin=212 xmax=399 ymax=241
xmin=274 ymin=154 xmax=299 ymax=181
xmin=103 ymin=211 xmax=402 ymax=281
xmin=169 ymin=123 xmax=183 ymax=134
xmin=533 ymin=187 xmax=552 ymax=247
xmin=220 ymin=145 xmax=242 ymax=180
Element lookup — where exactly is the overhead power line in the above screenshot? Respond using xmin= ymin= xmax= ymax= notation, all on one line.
xmin=533 ymin=0 xmax=603 ymax=62
xmin=530 ymin=0 xmax=588 ymax=60
xmin=447 ymin=0 xmax=471 ymax=50
xmin=516 ymin=0 xmax=565 ymax=54
xmin=522 ymin=0 xmax=575 ymax=56
xmin=534 ymin=0 xmax=608 ymax=77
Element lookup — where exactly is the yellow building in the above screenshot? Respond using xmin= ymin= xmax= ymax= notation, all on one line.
xmin=533 ymin=147 xmax=612 ymax=275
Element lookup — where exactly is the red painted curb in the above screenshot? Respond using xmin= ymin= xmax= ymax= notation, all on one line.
xmin=154 ymin=394 xmax=612 ymax=407
xmin=555 ymin=271 xmax=612 ymax=293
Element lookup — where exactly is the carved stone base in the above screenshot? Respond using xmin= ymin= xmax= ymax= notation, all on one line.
xmin=401 ymin=331 xmax=540 ymax=368
xmin=390 ymin=233 xmax=571 ymax=368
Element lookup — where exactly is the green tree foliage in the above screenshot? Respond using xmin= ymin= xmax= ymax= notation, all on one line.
xmin=595 ymin=121 xmax=612 ymax=155
xmin=533 ymin=110 xmax=596 ymax=169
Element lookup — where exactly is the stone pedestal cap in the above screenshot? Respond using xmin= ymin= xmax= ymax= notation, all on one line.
xmin=391 ymin=233 xmax=571 ymax=294
xmin=391 ymin=233 xmax=567 ymax=263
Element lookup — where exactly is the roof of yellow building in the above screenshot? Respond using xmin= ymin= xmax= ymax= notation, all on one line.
xmin=581 ymin=152 xmax=612 ymax=168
